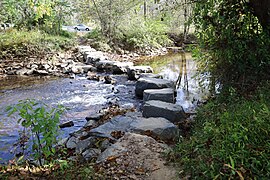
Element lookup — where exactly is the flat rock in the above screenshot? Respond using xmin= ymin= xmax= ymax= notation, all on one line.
xmin=96 ymin=60 xmax=117 ymax=72
xmin=59 ymin=121 xmax=74 ymax=128
xmin=79 ymin=46 xmax=96 ymax=54
xmin=143 ymin=88 xmax=175 ymax=103
xmin=84 ymin=51 xmax=108 ymax=64
xmin=96 ymin=133 xmax=178 ymax=179
xmin=130 ymin=117 xmax=179 ymax=142
xmin=128 ymin=66 xmax=153 ymax=73
xmin=89 ymin=112 xmax=179 ymax=142
xmin=143 ymin=100 xmax=186 ymax=123
xmin=135 ymin=77 xmax=175 ymax=97
xmin=127 ymin=66 xmax=153 ymax=80
xmin=112 ymin=62 xmax=134 ymax=74
xmin=139 ymin=73 xmax=163 ymax=79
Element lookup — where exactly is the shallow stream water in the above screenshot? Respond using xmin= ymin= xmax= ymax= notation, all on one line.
xmin=0 ymin=52 xmax=208 ymax=164
xmin=139 ymin=52 xmax=209 ymax=112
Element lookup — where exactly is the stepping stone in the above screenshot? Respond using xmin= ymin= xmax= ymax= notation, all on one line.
xmin=84 ymin=51 xmax=108 ymax=64
xmin=139 ymin=73 xmax=163 ymax=79
xmin=112 ymin=62 xmax=134 ymax=74
xmin=89 ymin=112 xmax=179 ymax=142
xmin=95 ymin=60 xmax=117 ymax=72
xmin=135 ymin=77 xmax=175 ymax=97
xmin=143 ymin=100 xmax=186 ymax=123
xmin=78 ymin=46 xmax=96 ymax=54
xmin=143 ymin=88 xmax=175 ymax=103
xmin=127 ymin=66 xmax=153 ymax=80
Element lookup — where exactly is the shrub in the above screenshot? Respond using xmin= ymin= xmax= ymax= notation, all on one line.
xmin=173 ymin=82 xmax=270 ymax=179
xmin=84 ymin=19 xmax=173 ymax=52
xmin=118 ymin=18 xmax=173 ymax=50
xmin=7 ymin=99 xmax=66 ymax=165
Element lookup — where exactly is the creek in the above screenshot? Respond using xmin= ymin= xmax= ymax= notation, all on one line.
xmin=0 ymin=52 xmax=208 ymax=164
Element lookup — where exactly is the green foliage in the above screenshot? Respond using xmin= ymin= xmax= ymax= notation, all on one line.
xmin=119 ymin=18 xmax=173 ymax=50
xmin=173 ymin=82 xmax=270 ymax=179
xmin=85 ymin=19 xmax=172 ymax=52
xmin=6 ymin=99 xmax=65 ymax=165
xmin=193 ymin=0 xmax=270 ymax=93
xmin=0 ymin=0 xmax=73 ymax=34
xmin=0 ymin=29 xmax=75 ymax=59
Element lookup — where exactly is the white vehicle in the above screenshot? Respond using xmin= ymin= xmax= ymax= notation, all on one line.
xmin=0 ymin=23 xmax=14 ymax=30
xmin=73 ymin=24 xmax=91 ymax=31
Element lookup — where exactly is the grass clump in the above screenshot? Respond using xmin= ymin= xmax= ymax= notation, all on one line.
xmin=173 ymin=82 xmax=270 ymax=179
xmin=0 ymin=29 xmax=76 ymax=59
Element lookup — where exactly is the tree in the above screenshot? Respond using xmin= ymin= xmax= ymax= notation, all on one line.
xmin=193 ymin=0 xmax=270 ymax=93
xmin=0 ymin=0 xmax=73 ymax=34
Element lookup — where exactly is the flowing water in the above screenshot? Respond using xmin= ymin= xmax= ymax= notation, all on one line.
xmin=0 ymin=75 xmax=138 ymax=164
xmin=0 ymin=52 xmax=208 ymax=164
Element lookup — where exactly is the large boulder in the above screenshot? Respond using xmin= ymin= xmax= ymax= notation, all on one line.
xmin=135 ymin=77 xmax=175 ymax=97
xmin=143 ymin=88 xmax=175 ymax=103
xmin=143 ymin=100 xmax=186 ymax=123
xmin=89 ymin=112 xmax=179 ymax=142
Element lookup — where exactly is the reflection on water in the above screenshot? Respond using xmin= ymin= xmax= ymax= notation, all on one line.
xmin=139 ymin=52 xmax=209 ymax=112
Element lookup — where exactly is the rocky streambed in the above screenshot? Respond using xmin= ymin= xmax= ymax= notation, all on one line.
xmin=0 ymin=46 xmax=205 ymax=179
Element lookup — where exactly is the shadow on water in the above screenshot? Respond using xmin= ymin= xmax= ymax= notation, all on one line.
xmin=138 ymin=52 xmax=210 ymax=112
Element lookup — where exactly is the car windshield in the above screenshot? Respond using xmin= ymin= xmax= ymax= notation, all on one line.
xmin=77 ymin=24 xmax=84 ymax=26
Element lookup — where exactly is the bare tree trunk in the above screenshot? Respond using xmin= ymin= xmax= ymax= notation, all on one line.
xmin=183 ymin=0 xmax=188 ymax=44
xmin=144 ymin=0 xmax=147 ymax=20
xmin=91 ymin=0 xmax=104 ymax=34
